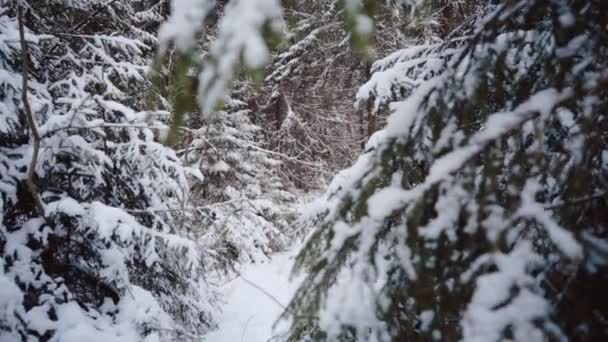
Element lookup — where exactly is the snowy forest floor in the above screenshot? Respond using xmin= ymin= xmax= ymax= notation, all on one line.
xmin=205 ymin=248 xmax=303 ymax=341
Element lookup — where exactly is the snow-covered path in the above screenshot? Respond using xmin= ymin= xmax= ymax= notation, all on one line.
xmin=205 ymin=249 xmax=302 ymax=342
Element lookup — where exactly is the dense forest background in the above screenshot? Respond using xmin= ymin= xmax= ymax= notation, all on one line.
xmin=1 ymin=0 xmax=606 ymax=341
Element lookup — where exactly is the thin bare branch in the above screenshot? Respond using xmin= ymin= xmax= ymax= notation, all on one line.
xmin=545 ymin=192 xmax=607 ymax=210
xmin=126 ymin=198 xmax=241 ymax=214
xmin=18 ymin=4 xmax=46 ymax=219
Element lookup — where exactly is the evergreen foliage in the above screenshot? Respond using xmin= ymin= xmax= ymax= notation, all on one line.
xmin=2 ymin=1 xmax=606 ymax=341
xmin=0 ymin=1 xmax=218 ymax=340
xmin=284 ymin=1 xmax=608 ymax=341
xmin=181 ymin=97 xmax=299 ymax=269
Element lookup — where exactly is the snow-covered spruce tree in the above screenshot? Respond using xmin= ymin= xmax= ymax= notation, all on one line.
xmin=1 ymin=1 xmax=218 ymax=340
xmin=155 ymin=0 xmax=301 ymax=270
xmin=283 ymin=1 xmax=608 ymax=341
xmin=180 ymin=96 xmax=298 ymax=269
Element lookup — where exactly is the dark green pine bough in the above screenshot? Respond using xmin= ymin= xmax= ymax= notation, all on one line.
xmin=280 ymin=1 xmax=608 ymax=341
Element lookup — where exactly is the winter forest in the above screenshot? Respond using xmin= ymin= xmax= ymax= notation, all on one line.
xmin=0 ymin=0 xmax=607 ymax=341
